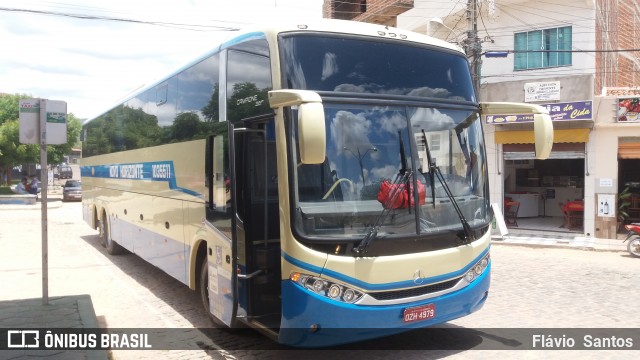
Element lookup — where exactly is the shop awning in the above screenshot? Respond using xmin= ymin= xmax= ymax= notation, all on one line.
xmin=618 ymin=142 xmax=640 ymax=159
xmin=494 ymin=128 xmax=590 ymax=144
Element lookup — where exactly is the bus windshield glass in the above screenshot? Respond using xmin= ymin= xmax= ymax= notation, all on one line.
xmin=281 ymin=35 xmax=488 ymax=241
xmin=292 ymin=104 xmax=489 ymax=240
xmin=280 ymin=34 xmax=476 ymax=102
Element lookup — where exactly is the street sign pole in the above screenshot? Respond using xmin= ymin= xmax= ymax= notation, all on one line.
xmin=39 ymin=99 xmax=49 ymax=305
xmin=19 ymin=98 xmax=67 ymax=306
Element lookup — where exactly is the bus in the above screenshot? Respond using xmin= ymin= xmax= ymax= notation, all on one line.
xmin=81 ymin=19 xmax=553 ymax=347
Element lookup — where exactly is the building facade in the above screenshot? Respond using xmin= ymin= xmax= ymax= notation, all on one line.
xmin=325 ymin=0 xmax=640 ymax=239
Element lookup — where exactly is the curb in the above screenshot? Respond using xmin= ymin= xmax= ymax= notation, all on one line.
xmin=0 ymin=196 xmax=65 ymax=211
xmin=75 ymin=295 xmax=108 ymax=360
xmin=491 ymin=235 xmax=627 ymax=253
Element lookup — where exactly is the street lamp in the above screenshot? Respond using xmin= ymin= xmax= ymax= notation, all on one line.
xmin=343 ymin=146 xmax=377 ymax=185
xmin=428 ymin=17 xmax=464 ymax=42
xmin=429 ymin=13 xmax=482 ymax=94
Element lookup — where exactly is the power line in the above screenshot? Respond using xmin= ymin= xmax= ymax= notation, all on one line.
xmin=486 ymin=49 xmax=640 ymax=54
xmin=0 ymin=6 xmax=241 ymax=31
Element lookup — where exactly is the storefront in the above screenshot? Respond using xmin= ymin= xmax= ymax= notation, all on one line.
xmin=486 ymin=101 xmax=593 ymax=233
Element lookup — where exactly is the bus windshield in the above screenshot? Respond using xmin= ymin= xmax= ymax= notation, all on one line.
xmin=281 ymin=34 xmax=489 ymax=242
xmin=292 ymin=104 xmax=489 ymax=241
xmin=279 ymin=33 xmax=476 ymax=102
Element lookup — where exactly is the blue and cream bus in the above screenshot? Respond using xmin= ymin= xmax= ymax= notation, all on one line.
xmin=81 ymin=19 xmax=553 ymax=347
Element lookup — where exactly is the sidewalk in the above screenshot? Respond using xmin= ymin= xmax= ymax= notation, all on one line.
xmin=492 ymin=228 xmax=628 ymax=252
xmin=0 ymin=295 xmax=108 ymax=360
xmin=0 ymin=190 xmax=64 ymax=210
xmin=0 ymin=189 xmax=104 ymax=359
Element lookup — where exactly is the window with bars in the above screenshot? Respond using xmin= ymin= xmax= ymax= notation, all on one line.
xmin=514 ymin=26 xmax=572 ymax=70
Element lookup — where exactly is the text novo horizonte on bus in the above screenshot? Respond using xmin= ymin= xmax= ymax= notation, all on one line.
xmin=107 ymin=163 xmax=172 ymax=180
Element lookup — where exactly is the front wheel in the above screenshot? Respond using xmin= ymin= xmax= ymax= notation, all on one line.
xmin=199 ymin=258 xmax=229 ymax=328
xmin=627 ymin=236 xmax=640 ymax=258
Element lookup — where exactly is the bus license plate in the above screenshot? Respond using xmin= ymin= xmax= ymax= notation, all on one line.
xmin=403 ymin=304 xmax=435 ymax=323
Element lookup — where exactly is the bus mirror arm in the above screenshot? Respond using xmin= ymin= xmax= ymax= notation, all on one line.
xmin=237 ymin=269 xmax=264 ymax=279
xmin=479 ymin=102 xmax=554 ymax=160
xmin=268 ymin=90 xmax=326 ymax=165
xmin=268 ymin=90 xmax=322 ymax=108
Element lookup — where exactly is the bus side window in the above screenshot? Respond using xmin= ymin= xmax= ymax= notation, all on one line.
xmin=206 ymin=132 xmax=232 ymax=238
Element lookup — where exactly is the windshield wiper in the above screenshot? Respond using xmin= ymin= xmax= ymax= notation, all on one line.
xmin=421 ymin=130 xmax=475 ymax=244
xmin=353 ymin=131 xmax=410 ymax=256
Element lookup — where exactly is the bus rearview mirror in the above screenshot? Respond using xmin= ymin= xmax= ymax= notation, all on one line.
xmin=533 ymin=113 xmax=553 ymax=160
xmin=269 ymin=90 xmax=326 ymax=164
xmin=479 ymin=102 xmax=554 ymax=160
xmin=297 ymin=102 xmax=326 ymax=164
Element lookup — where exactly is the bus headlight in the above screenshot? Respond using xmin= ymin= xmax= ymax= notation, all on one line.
xmin=464 ymin=252 xmax=490 ymax=284
xmin=290 ymin=272 xmax=363 ymax=303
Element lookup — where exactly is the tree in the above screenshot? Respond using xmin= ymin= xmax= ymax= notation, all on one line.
xmin=0 ymin=93 xmax=29 ymax=126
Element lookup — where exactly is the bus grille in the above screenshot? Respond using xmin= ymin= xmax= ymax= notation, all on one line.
xmin=367 ymin=277 xmax=461 ymax=301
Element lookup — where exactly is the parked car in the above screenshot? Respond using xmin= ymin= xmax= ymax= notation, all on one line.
xmin=62 ymin=180 xmax=82 ymax=201
xmin=59 ymin=165 xmax=73 ymax=179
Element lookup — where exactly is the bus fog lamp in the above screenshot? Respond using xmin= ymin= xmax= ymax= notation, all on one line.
xmin=465 ymin=271 xmax=475 ymax=282
xmin=464 ymin=253 xmax=490 ymax=284
xmin=312 ymin=279 xmax=326 ymax=293
xmin=343 ymin=289 xmax=357 ymax=302
xmin=474 ymin=265 xmax=483 ymax=275
xmin=290 ymin=273 xmax=363 ymax=303
xmin=328 ymin=284 xmax=341 ymax=299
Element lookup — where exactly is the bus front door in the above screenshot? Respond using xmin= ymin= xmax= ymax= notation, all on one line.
xmin=205 ymin=129 xmax=237 ymax=328
xmin=233 ymin=119 xmax=282 ymax=332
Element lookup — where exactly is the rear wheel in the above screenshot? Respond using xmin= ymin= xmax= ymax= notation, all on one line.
xmin=98 ymin=215 xmax=107 ymax=248
xmin=199 ymin=258 xmax=229 ymax=327
xmin=627 ymin=236 xmax=640 ymax=258
xmin=100 ymin=212 xmax=124 ymax=255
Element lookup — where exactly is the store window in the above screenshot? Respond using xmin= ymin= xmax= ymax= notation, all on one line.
xmin=514 ymin=26 xmax=572 ymax=70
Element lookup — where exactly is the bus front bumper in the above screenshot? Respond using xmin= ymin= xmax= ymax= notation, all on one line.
xmin=278 ymin=264 xmax=490 ymax=347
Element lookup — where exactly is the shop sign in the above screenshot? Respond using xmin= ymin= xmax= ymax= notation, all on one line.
xmin=524 ymin=81 xmax=560 ymax=102
xmin=617 ymin=97 xmax=640 ymax=122
xmin=485 ymin=100 xmax=592 ymax=124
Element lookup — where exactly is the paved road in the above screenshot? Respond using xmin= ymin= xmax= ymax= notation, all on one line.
xmin=1 ymin=200 xmax=638 ymax=359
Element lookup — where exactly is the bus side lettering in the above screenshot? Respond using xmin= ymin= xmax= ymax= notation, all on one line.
xmin=152 ymin=164 xmax=171 ymax=179
xmin=119 ymin=164 xmax=144 ymax=179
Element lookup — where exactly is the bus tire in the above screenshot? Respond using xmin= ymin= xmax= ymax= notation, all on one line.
xmin=101 ymin=212 xmax=124 ymax=255
xmin=98 ymin=216 xmax=107 ymax=248
xmin=199 ymin=259 xmax=229 ymax=328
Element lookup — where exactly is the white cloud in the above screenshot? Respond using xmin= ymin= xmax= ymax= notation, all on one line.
xmin=0 ymin=0 xmax=323 ymax=119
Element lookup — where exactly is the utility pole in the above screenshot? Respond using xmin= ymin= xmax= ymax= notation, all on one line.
xmin=463 ymin=0 xmax=482 ymax=95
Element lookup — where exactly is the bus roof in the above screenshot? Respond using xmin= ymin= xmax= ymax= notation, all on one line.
xmin=84 ymin=19 xmax=464 ymax=125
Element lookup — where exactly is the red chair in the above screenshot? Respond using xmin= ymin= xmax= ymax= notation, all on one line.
xmin=504 ymin=201 xmax=520 ymax=227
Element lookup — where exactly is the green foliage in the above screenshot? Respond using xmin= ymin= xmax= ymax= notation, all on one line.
xmin=360 ymin=179 xmax=384 ymax=200
xmin=83 ymin=105 xmax=162 ymax=156
xmin=0 ymin=186 xmax=15 ymax=195
xmin=618 ymin=187 xmax=632 ymax=222
xmin=227 ymin=82 xmax=271 ymax=122
xmin=0 ymin=93 xmax=30 ymax=125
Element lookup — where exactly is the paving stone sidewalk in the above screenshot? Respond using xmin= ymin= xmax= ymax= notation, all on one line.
xmin=0 ymin=295 xmax=107 ymax=360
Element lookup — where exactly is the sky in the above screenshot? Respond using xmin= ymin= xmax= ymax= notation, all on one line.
xmin=0 ymin=0 xmax=323 ymax=120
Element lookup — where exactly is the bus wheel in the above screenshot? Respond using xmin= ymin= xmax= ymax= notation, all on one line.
xmin=199 ymin=259 xmax=228 ymax=328
xmin=98 ymin=216 xmax=107 ymax=248
xmin=101 ymin=213 xmax=124 ymax=255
